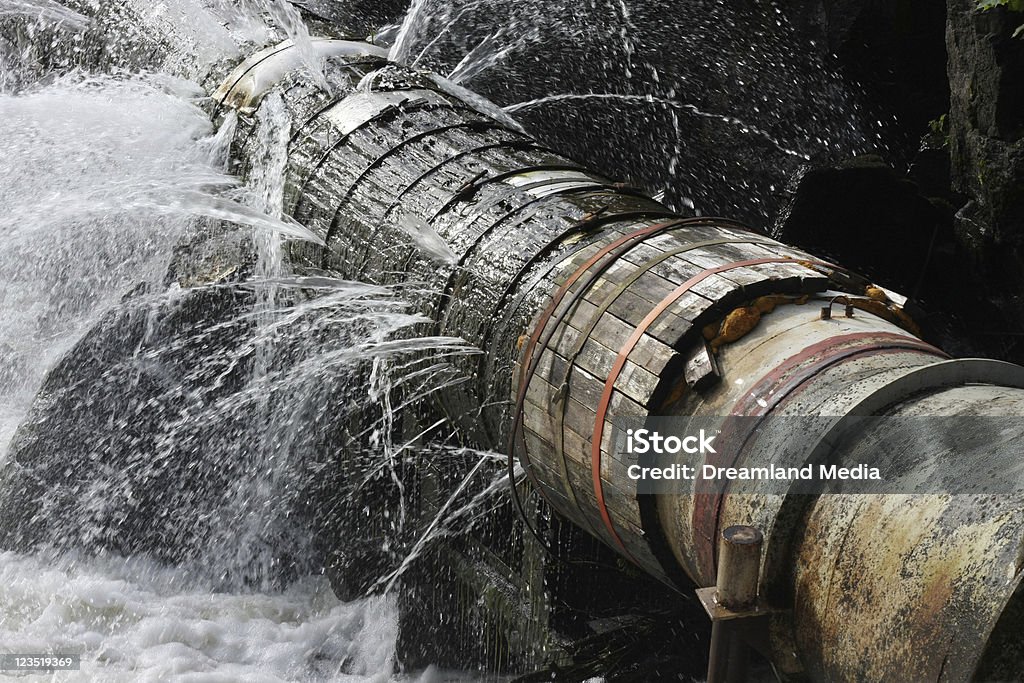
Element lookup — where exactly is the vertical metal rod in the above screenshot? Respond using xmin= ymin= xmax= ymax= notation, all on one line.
xmin=708 ymin=622 xmax=733 ymax=683
xmin=707 ymin=621 xmax=731 ymax=683
xmin=716 ymin=525 xmax=763 ymax=608
xmin=706 ymin=525 xmax=763 ymax=683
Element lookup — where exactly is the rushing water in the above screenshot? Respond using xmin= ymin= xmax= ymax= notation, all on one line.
xmin=0 ymin=70 xmax=434 ymax=683
xmin=0 ymin=0 xmax=884 ymax=679
xmin=0 ymin=550 xmax=405 ymax=681
xmin=389 ymin=0 xmax=884 ymax=223
xmin=0 ymin=3 xmax=507 ymax=680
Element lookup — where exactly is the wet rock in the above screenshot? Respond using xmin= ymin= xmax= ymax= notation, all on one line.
xmin=947 ymin=0 xmax=1024 ymax=251
xmin=910 ymin=126 xmax=955 ymax=200
xmin=0 ymin=228 xmax=259 ymax=561
xmin=787 ymin=0 xmax=875 ymax=51
xmin=774 ymin=156 xmax=948 ymax=295
xmin=789 ymin=1 xmax=950 ymax=166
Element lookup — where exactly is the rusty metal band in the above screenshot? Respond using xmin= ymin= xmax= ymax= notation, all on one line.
xmin=689 ymin=332 xmax=949 ymax=580
xmin=482 ymin=217 xmax=756 ymax=384
xmin=509 ymin=219 xmax=700 ymax=528
xmin=550 ymin=237 xmax=781 ymax=527
xmin=428 ymin=164 xmax=591 ymax=223
xmin=517 ymin=219 xmax=731 ymax=400
xmin=731 ymin=332 xmax=948 ymax=419
xmin=590 ymin=257 xmax=838 ymax=561
xmin=479 ymin=218 xmax=665 ymax=420
xmin=296 ymin=99 xmax=473 ymax=221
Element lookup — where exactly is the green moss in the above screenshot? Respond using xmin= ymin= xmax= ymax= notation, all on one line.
xmin=928 ymin=114 xmax=951 ymax=148
xmin=976 ymin=0 xmax=1024 ymax=37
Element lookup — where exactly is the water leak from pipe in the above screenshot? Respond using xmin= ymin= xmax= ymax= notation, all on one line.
xmin=0 ymin=4 xmax=503 ymax=679
xmin=504 ymin=91 xmax=813 ymax=160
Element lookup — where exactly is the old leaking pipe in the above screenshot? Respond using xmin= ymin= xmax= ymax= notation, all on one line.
xmin=199 ymin=34 xmax=1024 ymax=682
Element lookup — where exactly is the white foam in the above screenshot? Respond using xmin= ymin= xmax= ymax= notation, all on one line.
xmin=0 ymin=551 xmax=409 ymax=681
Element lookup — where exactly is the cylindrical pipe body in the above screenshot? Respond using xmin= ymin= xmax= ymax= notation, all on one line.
xmin=210 ymin=41 xmax=1024 ymax=682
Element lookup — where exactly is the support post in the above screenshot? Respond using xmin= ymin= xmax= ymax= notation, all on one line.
xmin=699 ymin=525 xmax=764 ymax=683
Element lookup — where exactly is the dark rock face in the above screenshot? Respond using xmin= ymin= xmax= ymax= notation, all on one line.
xmin=0 ymin=228 xmax=258 ymax=561
xmin=0 ymin=217 xmax=463 ymax=594
xmin=791 ymin=0 xmax=950 ymax=164
xmin=774 ymin=157 xmax=947 ymax=296
xmin=944 ymin=0 xmax=1024 ymax=358
xmin=776 ymin=1 xmax=1024 ymax=362
xmin=771 ymin=155 xmax=1017 ymax=359
xmin=947 ymin=0 xmax=1024 ymax=241
xmin=0 ymin=294 xmax=249 ymax=558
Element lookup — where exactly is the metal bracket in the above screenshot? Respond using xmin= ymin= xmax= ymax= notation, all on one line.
xmin=700 ymin=525 xmax=778 ymax=683
xmin=213 ymin=38 xmax=387 ymax=115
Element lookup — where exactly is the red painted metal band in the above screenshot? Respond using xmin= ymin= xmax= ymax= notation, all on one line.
xmin=511 ymin=218 xmax=701 ymax=512
xmin=732 ymin=332 xmax=948 ymax=419
xmin=590 ymin=257 xmax=827 ymax=561
xmin=517 ymin=218 xmax=724 ymax=393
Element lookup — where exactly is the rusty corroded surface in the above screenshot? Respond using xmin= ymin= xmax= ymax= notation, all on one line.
xmin=203 ymin=32 xmax=1024 ymax=680
xmin=792 ymin=493 xmax=1024 ymax=682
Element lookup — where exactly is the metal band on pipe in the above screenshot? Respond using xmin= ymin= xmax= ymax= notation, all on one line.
xmin=511 ymin=219 xmax=698 ymax=534
xmin=551 ymin=238 xmax=779 ymax=527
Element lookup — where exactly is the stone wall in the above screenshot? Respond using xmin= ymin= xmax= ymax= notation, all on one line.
xmin=948 ymin=0 xmax=1024 ymax=243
